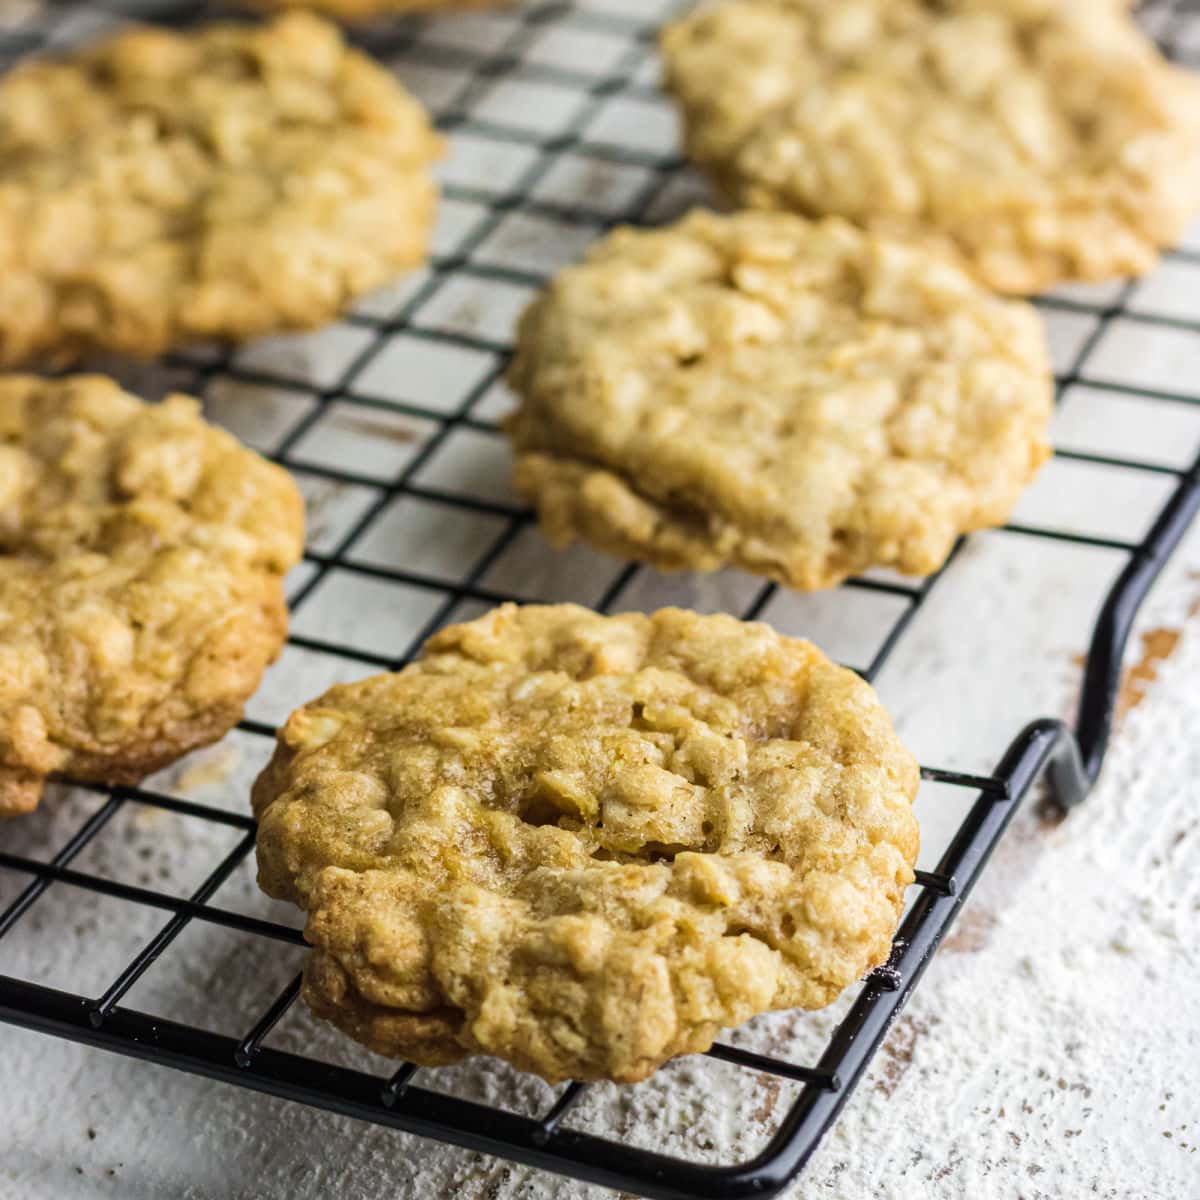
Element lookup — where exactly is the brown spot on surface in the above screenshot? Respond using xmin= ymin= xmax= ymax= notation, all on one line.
xmin=751 ymin=1075 xmax=782 ymax=1125
xmin=931 ymin=1154 xmax=960 ymax=1182
xmin=305 ymin=480 xmax=346 ymax=514
xmin=1037 ymin=787 xmax=1068 ymax=830
xmin=1049 ymin=616 xmax=1196 ymax=828
xmin=1117 ymin=626 xmax=1182 ymax=720
xmin=875 ymin=1015 xmax=936 ymax=1098
xmin=942 ymin=906 xmax=997 ymax=955
xmin=333 ymin=414 xmax=420 ymax=445
xmin=303 ymin=479 xmax=348 ymax=546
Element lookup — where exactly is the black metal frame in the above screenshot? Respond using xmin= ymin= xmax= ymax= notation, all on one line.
xmin=3 ymin=1 xmax=1200 ymax=1197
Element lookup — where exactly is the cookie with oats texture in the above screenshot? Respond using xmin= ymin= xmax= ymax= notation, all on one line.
xmin=253 ymin=602 xmax=920 ymax=1083
xmin=661 ymin=0 xmax=1200 ymax=293
xmin=0 ymin=375 xmax=304 ymax=815
xmin=506 ymin=208 xmax=1053 ymax=591
xmin=0 ymin=12 xmax=441 ymax=367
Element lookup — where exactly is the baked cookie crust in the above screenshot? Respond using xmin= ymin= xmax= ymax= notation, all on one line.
xmin=0 ymin=376 xmax=304 ymax=815
xmin=253 ymin=603 xmax=920 ymax=1083
xmin=0 ymin=12 xmax=441 ymax=367
xmin=661 ymin=0 xmax=1200 ymax=293
xmin=506 ymin=209 xmax=1052 ymax=591
xmin=245 ymin=0 xmax=505 ymax=19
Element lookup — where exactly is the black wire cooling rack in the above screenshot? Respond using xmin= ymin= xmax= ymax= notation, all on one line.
xmin=3 ymin=1 xmax=1200 ymax=1197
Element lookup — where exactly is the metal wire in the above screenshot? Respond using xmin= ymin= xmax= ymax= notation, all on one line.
xmin=2 ymin=1 xmax=1200 ymax=1197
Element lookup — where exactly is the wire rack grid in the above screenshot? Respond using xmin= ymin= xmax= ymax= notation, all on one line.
xmin=2 ymin=1 xmax=1200 ymax=1197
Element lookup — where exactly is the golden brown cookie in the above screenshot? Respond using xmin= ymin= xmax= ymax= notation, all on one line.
xmin=506 ymin=209 xmax=1053 ymax=592
xmin=253 ymin=602 xmax=920 ymax=1083
xmin=0 ymin=375 xmax=304 ymax=815
xmin=661 ymin=0 xmax=1200 ymax=293
xmin=245 ymin=0 xmax=505 ymax=19
xmin=0 ymin=13 xmax=441 ymax=368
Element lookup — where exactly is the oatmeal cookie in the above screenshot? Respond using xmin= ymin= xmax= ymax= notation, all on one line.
xmin=661 ymin=0 xmax=1200 ymax=293
xmin=0 ymin=375 xmax=304 ymax=815
xmin=506 ymin=209 xmax=1052 ymax=591
xmin=246 ymin=0 xmax=505 ymax=19
xmin=253 ymin=603 xmax=920 ymax=1083
xmin=0 ymin=12 xmax=441 ymax=367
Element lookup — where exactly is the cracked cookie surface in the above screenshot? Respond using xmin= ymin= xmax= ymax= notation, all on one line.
xmin=506 ymin=209 xmax=1052 ymax=592
xmin=661 ymin=0 xmax=1200 ymax=293
xmin=253 ymin=603 xmax=919 ymax=1083
xmin=0 ymin=375 xmax=304 ymax=815
xmin=0 ymin=12 xmax=440 ymax=367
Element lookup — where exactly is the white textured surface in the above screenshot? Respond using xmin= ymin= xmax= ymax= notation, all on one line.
xmin=3 ymin=1 xmax=1200 ymax=1196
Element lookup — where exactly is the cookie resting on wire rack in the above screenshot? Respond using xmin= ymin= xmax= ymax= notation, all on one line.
xmin=253 ymin=603 xmax=920 ymax=1084
xmin=0 ymin=12 xmax=441 ymax=368
xmin=0 ymin=376 xmax=304 ymax=816
xmin=245 ymin=0 xmax=507 ymax=20
xmin=506 ymin=208 xmax=1053 ymax=592
xmin=661 ymin=0 xmax=1200 ymax=294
